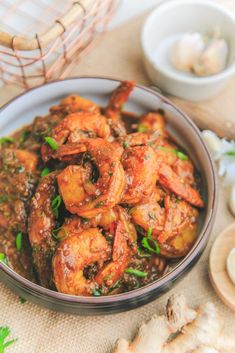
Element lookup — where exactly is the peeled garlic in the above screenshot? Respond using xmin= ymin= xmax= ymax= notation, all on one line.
xmin=229 ymin=186 xmax=235 ymax=217
xmin=171 ymin=31 xmax=228 ymax=77
xmin=227 ymin=247 xmax=235 ymax=284
xmin=193 ymin=38 xmax=228 ymax=76
xmin=170 ymin=33 xmax=204 ymax=72
xmin=202 ymin=130 xmax=222 ymax=160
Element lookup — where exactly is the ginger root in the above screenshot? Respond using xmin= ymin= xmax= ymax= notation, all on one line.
xmin=113 ymin=294 xmax=235 ymax=353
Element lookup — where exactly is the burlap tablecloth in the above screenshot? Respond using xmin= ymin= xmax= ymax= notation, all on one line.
xmin=0 ymin=4 xmax=235 ymax=352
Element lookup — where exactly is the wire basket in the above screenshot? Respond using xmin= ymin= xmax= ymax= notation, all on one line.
xmin=0 ymin=0 xmax=119 ymax=89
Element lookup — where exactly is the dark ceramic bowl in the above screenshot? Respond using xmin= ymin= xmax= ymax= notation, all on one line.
xmin=0 ymin=77 xmax=218 ymax=315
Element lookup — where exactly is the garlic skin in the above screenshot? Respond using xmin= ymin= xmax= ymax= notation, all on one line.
xmin=193 ymin=38 xmax=228 ymax=76
xmin=170 ymin=33 xmax=204 ymax=72
xmin=202 ymin=130 xmax=235 ymax=187
xmin=226 ymin=247 xmax=235 ymax=284
xmin=202 ymin=130 xmax=222 ymax=160
xmin=202 ymin=130 xmax=235 ymax=218
xmin=222 ymin=161 xmax=235 ymax=186
xmin=170 ymin=31 xmax=228 ymax=77
xmin=228 ymin=186 xmax=235 ymax=217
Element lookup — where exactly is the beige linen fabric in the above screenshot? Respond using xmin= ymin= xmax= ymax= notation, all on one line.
xmin=0 ymin=2 xmax=235 ymax=352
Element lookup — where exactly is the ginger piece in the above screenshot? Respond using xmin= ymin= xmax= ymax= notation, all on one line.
xmin=113 ymin=294 xmax=235 ymax=353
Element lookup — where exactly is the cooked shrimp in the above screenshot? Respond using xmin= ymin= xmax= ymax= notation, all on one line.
xmin=139 ymin=111 xmax=166 ymax=135
xmin=158 ymin=195 xmax=198 ymax=257
xmin=52 ymin=228 xmax=111 ymax=295
xmin=121 ymin=133 xmax=196 ymax=187
xmin=59 ymin=206 xmax=125 ymax=238
xmin=131 ymin=203 xmax=165 ymax=235
xmin=119 ymin=131 xmax=161 ymax=148
xmin=158 ymin=164 xmax=204 ymax=207
xmin=154 ymin=139 xmax=195 ymax=185
xmin=53 ymin=210 xmax=118 ymax=242
xmin=41 ymin=111 xmax=111 ymax=162
xmin=142 ymin=186 xmax=165 ymax=203
xmin=105 ymin=81 xmax=135 ymax=136
xmin=1 ymin=148 xmax=38 ymax=172
xmin=95 ymin=221 xmax=128 ymax=288
xmin=172 ymin=158 xmax=195 ymax=185
xmin=28 ymin=172 xmax=58 ymax=288
xmin=121 ymin=145 xmax=159 ymax=204
xmin=56 ymin=139 xmax=126 ymax=218
xmin=91 ymin=207 xmax=119 ymax=230
xmin=154 ymin=139 xmax=178 ymax=166
xmin=50 ymin=94 xmax=100 ymax=114
xmin=52 ymin=112 xmax=111 ymax=144
xmin=158 ymin=195 xmax=198 ymax=242
xmin=95 ymin=207 xmax=137 ymax=288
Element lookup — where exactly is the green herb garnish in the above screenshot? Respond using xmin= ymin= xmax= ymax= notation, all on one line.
xmin=44 ymin=137 xmax=58 ymax=151
xmin=0 ymin=137 xmax=14 ymax=145
xmin=175 ymin=150 xmax=188 ymax=161
xmin=51 ymin=195 xmax=62 ymax=218
xmin=147 ymin=227 xmax=153 ymax=237
xmin=111 ymin=280 xmax=121 ymax=290
xmin=0 ymin=326 xmax=17 ymax=352
xmin=141 ymin=227 xmax=161 ymax=254
xmin=95 ymin=201 xmax=104 ymax=208
xmin=19 ymin=297 xmax=26 ymax=304
xmin=142 ymin=237 xmax=160 ymax=254
xmin=19 ymin=130 xmax=30 ymax=145
xmin=123 ymin=141 xmax=129 ymax=148
xmin=0 ymin=253 xmax=8 ymax=265
xmin=158 ymin=146 xmax=188 ymax=161
xmin=158 ymin=146 xmax=173 ymax=152
xmin=137 ymin=124 xmax=148 ymax=133
xmin=41 ymin=167 xmax=50 ymax=177
xmin=104 ymin=273 xmax=114 ymax=282
xmin=125 ymin=268 xmax=147 ymax=278
xmin=16 ymin=166 xmax=25 ymax=173
xmin=52 ymin=227 xmax=67 ymax=241
xmin=224 ymin=150 xmax=235 ymax=156
xmin=0 ymin=196 xmax=8 ymax=204
xmin=92 ymin=289 xmax=101 ymax=297
xmin=15 ymin=232 xmax=23 ymax=253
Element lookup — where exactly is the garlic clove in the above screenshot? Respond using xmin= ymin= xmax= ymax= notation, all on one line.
xmin=202 ymin=130 xmax=222 ymax=160
xmin=228 ymin=186 xmax=235 ymax=216
xmin=170 ymin=33 xmax=204 ymax=72
xmin=193 ymin=38 xmax=228 ymax=76
xmin=226 ymin=247 xmax=235 ymax=284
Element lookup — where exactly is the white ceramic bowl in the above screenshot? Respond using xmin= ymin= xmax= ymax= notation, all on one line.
xmin=0 ymin=77 xmax=217 ymax=314
xmin=141 ymin=0 xmax=235 ymax=101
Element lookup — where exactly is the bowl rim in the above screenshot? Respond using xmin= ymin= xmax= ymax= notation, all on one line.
xmin=141 ymin=0 xmax=235 ymax=85
xmin=0 ymin=76 xmax=218 ymax=305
